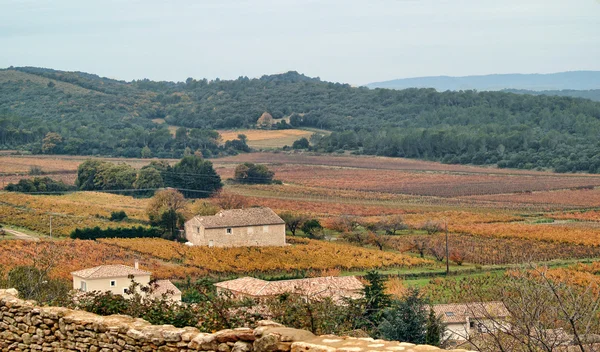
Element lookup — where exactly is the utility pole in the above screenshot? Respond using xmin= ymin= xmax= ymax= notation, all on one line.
xmin=445 ymin=219 xmax=449 ymax=275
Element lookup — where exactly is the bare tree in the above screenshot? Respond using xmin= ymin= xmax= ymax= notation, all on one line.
xmin=429 ymin=238 xmax=446 ymax=262
xmin=367 ymin=232 xmax=389 ymax=251
xmin=412 ymin=237 xmax=430 ymax=258
xmin=328 ymin=215 xmax=361 ymax=233
xmin=454 ymin=265 xmax=600 ymax=352
xmin=375 ymin=215 xmax=408 ymax=235
xmin=279 ymin=211 xmax=308 ymax=237
xmin=213 ymin=190 xmax=249 ymax=210
xmin=421 ymin=220 xmax=443 ymax=235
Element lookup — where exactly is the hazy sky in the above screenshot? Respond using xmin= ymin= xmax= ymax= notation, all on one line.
xmin=1 ymin=0 xmax=599 ymax=84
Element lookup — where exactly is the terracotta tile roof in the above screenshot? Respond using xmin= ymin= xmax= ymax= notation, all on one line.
xmin=192 ymin=207 xmax=285 ymax=229
xmin=432 ymin=302 xmax=509 ymax=324
xmin=152 ymin=280 xmax=182 ymax=296
xmin=71 ymin=265 xmax=151 ymax=279
xmin=215 ymin=276 xmax=364 ymax=300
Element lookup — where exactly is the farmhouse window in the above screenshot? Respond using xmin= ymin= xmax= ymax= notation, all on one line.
xmin=80 ymin=281 xmax=87 ymax=292
xmin=226 ymin=228 xmax=232 ymax=234
xmin=123 ymin=288 xmax=129 ymax=294
xmin=110 ymin=280 xmax=116 ymax=287
xmin=197 ymin=227 xmax=200 ymax=233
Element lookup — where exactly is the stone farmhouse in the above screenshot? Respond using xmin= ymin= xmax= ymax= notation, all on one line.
xmin=184 ymin=207 xmax=286 ymax=247
xmin=215 ymin=276 xmax=364 ymax=302
xmin=432 ymin=301 xmax=510 ymax=343
xmin=71 ymin=262 xmax=182 ymax=302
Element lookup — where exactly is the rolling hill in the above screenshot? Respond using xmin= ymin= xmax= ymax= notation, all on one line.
xmin=2 ymin=66 xmax=600 ymax=173
xmin=366 ymin=71 xmax=600 ymax=91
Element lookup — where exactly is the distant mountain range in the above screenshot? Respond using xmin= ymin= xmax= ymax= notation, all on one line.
xmin=366 ymin=71 xmax=600 ymax=92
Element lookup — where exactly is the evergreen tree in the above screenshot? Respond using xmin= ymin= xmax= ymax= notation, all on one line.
xmin=425 ymin=308 xmax=444 ymax=347
xmin=378 ymin=287 xmax=427 ymax=344
xmin=363 ymin=271 xmax=391 ymax=326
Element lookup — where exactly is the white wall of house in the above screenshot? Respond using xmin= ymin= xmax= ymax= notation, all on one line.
xmin=444 ymin=322 xmax=470 ymax=341
xmin=444 ymin=318 xmax=508 ymax=341
xmin=72 ymin=275 xmax=151 ymax=296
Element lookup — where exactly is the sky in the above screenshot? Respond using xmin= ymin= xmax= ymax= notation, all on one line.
xmin=1 ymin=0 xmax=599 ymax=85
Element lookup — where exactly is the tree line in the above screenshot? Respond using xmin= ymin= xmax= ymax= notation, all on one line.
xmin=74 ymin=155 xmax=222 ymax=198
xmin=3 ymin=67 xmax=600 ymax=172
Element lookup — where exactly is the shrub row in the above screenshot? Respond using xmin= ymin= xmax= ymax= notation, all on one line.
xmin=70 ymin=226 xmax=163 ymax=240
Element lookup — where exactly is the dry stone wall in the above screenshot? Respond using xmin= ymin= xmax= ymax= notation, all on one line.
xmin=0 ymin=289 xmax=470 ymax=352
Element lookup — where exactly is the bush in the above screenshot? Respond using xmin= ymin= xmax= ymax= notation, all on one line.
xmin=109 ymin=211 xmax=128 ymax=221
xmin=301 ymin=219 xmax=323 ymax=239
xmin=233 ymin=162 xmax=275 ymax=184
xmin=4 ymin=177 xmax=75 ymax=194
xmin=70 ymin=226 xmax=163 ymax=240
xmin=28 ymin=166 xmax=44 ymax=175
xmin=292 ymin=137 xmax=309 ymax=149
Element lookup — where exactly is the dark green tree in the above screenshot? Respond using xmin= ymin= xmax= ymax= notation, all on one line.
xmin=134 ymin=167 xmax=164 ymax=197
xmin=4 ymin=177 xmax=74 ymax=194
xmin=363 ymin=271 xmax=391 ymax=326
xmin=278 ymin=211 xmax=307 ymax=236
xmin=292 ymin=137 xmax=310 ymax=149
xmin=233 ymin=162 xmax=274 ymax=184
xmin=166 ymin=155 xmax=222 ymax=198
xmin=76 ymin=159 xmax=105 ymax=190
xmin=378 ymin=287 xmax=430 ymax=344
xmin=300 ymin=219 xmax=323 ymax=239
xmin=425 ymin=308 xmax=444 ymax=347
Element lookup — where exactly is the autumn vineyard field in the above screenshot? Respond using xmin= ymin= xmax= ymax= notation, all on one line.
xmin=0 ymin=238 xmax=430 ymax=280
xmin=2 ymin=151 xmax=600 ymax=283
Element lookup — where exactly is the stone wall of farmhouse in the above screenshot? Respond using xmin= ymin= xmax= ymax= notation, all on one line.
xmin=185 ymin=220 xmax=286 ymax=247
xmin=0 ymin=289 xmax=469 ymax=352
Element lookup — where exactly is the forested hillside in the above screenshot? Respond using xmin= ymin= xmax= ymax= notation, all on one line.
xmin=2 ymin=66 xmax=600 ymax=172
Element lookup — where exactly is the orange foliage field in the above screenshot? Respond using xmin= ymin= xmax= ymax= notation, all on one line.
xmin=0 ymin=240 xmax=204 ymax=281
xmin=0 ymin=192 xmax=149 ymax=236
xmin=0 ymin=238 xmax=430 ymax=281
xmin=529 ymin=262 xmax=600 ymax=295
xmin=451 ymin=222 xmax=600 ymax=246
xmin=2 ymin=152 xmax=600 ymax=265
xmin=99 ymin=237 xmax=430 ymax=275
xmin=218 ymin=129 xmax=314 ymax=149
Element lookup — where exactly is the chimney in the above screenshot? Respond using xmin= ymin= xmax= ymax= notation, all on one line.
xmin=134 ymin=260 xmax=139 ymax=270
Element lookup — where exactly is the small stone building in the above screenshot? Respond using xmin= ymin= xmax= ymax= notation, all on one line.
xmin=184 ymin=207 xmax=286 ymax=247
xmin=71 ymin=262 xmax=181 ymax=302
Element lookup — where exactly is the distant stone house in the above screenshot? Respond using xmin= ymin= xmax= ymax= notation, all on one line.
xmin=431 ymin=302 xmax=510 ymax=342
xmin=214 ymin=276 xmax=364 ymax=302
xmin=71 ymin=262 xmax=181 ymax=302
xmin=184 ymin=207 xmax=286 ymax=247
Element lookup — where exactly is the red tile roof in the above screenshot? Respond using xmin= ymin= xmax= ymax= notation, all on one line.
xmin=215 ymin=276 xmax=364 ymax=300
xmin=432 ymin=302 xmax=509 ymax=324
xmin=192 ymin=207 xmax=284 ymax=229
xmin=71 ymin=265 xmax=151 ymax=279
xmin=152 ymin=280 xmax=182 ymax=296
